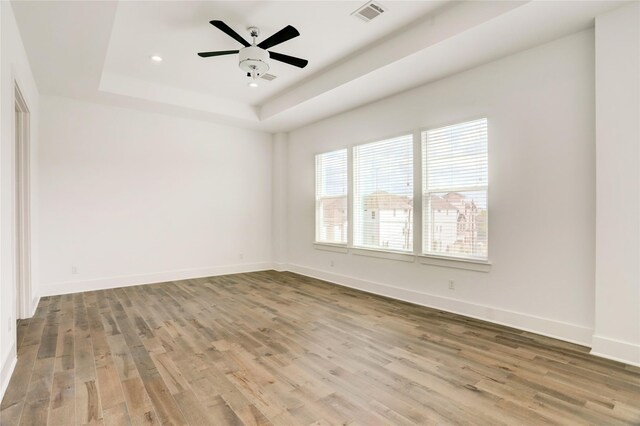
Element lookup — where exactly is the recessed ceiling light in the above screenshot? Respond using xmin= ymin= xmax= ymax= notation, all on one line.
xmin=248 ymin=81 xmax=259 ymax=88
xmin=150 ymin=55 xmax=163 ymax=62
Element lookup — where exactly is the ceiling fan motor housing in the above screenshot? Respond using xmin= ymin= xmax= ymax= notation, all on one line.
xmin=239 ymin=46 xmax=269 ymax=76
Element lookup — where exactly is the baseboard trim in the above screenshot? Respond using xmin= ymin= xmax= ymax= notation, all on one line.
xmin=272 ymin=262 xmax=288 ymax=272
xmin=30 ymin=295 xmax=39 ymax=317
xmin=1 ymin=343 xmax=17 ymax=402
xmin=591 ymin=335 xmax=640 ymax=367
xmin=286 ymin=263 xmax=594 ymax=347
xmin=39 ymin=262 xmax=273 ymax=296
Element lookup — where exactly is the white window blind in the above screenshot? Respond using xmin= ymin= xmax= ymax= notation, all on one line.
xmin=353 ymin=135 xmax=413 ymax=252
xmin=423 ymin=118 xmax=488 ymax=260
xmin=315 ymin=149 xmax=348 ymax=244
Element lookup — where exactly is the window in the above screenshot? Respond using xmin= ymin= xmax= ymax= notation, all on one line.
xmin=423 ymin=118 xmax=488 ymax=260
xmin=314 ymin=119 xmax=489 ymax=267
xmin=353 ymin=135 xmax=413 ymax=252
xmin=315 ymin=149 xmax=348 ymax=244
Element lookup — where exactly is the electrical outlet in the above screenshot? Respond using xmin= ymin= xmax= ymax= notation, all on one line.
xmin=448 ymin=280 xmax=455 ymax=290
xmin=71 ymin=266 xmax=78 ymax=275
xmin=239 ymin=253 xmax=244 ymax=260
xmin=330 ymin=260 xmax=335 ymax=267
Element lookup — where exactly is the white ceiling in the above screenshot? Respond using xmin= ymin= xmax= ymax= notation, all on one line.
xmin=11 ymin=0 xmax=628 ymax=132
xmin=104 ymin=1 xmax=444 ymax=106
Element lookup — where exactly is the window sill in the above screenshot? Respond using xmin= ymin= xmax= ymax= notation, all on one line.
xmin=313 ymin=242 xmax=349 ymax=253
xmin=351 ymin=247 xmax=415 ymax=262
xmin=418 ymin=254 xmax=491 ymax=272
xmin=313 ymin=244 xmax=491 ymax=271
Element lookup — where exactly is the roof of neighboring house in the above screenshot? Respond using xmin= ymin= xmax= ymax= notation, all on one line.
xmin=429 ymin=194 xmax=458 ymax=211
xmin=430 ymin=192 xmax=478 ymax=211
xmin=321 ymin=195 xmax=347 ymax=211
xmin=443 ymin=192 xmax=465 ymax=202
xmin=363 ymin=190 xmax=412 ymax=210
xmin=321 ymin=196 xmax=347 ymax=224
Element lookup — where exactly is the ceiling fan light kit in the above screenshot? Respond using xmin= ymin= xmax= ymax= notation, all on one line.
xmin=239 ymin=44 xmax=270 ymax=77
xmin=198 ymin=20 xmax=308 ymax=86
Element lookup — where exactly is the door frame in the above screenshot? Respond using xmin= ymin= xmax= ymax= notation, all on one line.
xmin=14 ymin=83 xmax=31 ymax=320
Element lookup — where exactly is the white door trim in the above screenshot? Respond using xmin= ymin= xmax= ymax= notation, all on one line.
xmin=14 ymin=83 xmax=31 ymax=320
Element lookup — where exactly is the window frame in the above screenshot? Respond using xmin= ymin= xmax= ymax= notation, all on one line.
xmin=420 ymin=117 xmax=489 ymax=263
xmin=351 ymin=132 xmax=415 ymax=253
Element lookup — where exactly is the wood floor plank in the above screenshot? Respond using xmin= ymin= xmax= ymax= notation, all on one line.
xmin=2 ymin=271 xmax=639 ymax=425
xmin=120 ymin=377 xmax=157 ymax=426
xmin=74 ymin=293 xmax=104 ymax=425
xmin=18 ymin=297 xmax=62 ymax=426
xmin=47 ymin=370 xmax=75 ymax=425
xmin=108 ymin=296 xmax=187 ymax=426
xmin=0 ymin=344 xmax=39 ymax=426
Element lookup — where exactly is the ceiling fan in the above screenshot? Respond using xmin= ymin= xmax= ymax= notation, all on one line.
xmin=198 ymin=20 xmax=308 ymax=84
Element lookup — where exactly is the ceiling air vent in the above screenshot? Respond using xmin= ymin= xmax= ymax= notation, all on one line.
xmin=352 ymin=1 xmax=386 ymax=22
xmin=261 ymin=73 xmax=277 ymax=81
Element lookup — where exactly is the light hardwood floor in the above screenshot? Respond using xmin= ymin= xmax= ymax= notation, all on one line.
xmin=1 ymin=270 xmax=639 ymax=425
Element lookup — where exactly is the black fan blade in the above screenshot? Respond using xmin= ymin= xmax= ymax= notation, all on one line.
xmin=258 ymin=25 xmax=300 ymax=49
xmin=210 ymin=20 xmax=250 ymax=47
xmin=269 ymin=51 xmax=308 ymax=68
xmin=197 ymin=50 xmax=239 ymax=58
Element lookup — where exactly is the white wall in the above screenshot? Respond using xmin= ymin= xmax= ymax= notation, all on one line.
xmin=285 ymin=30 xmax=596 ymax=346
xmin=593 ymin=2 xmax=640 ymax=365
xmin=38 ymin=95 xmax=273 ymax=296
xmin=0 ymin=0 xmax=40 ymax=398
